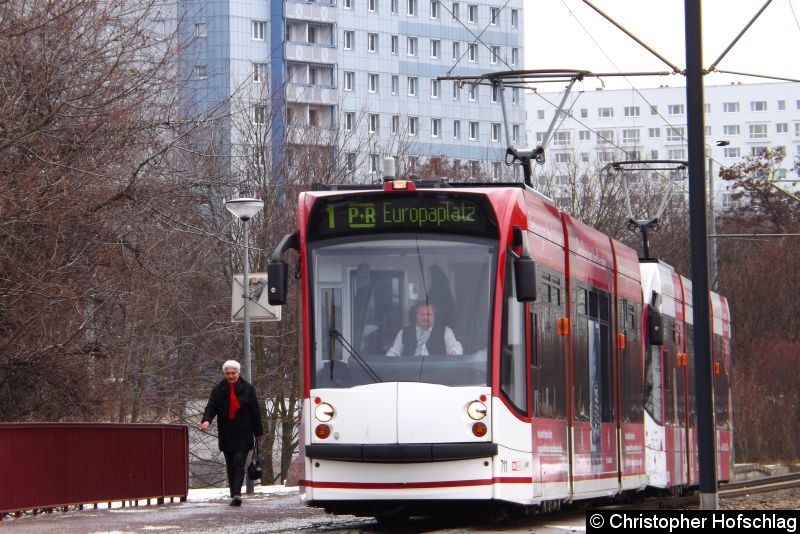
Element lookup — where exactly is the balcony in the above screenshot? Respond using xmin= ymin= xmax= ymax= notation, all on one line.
xmin=286 ymin=83 xmax=338 ymax=106
xmin=286 ymin=0 xmax=337 ymax=24
xmin=285 ymin=41 xmax=337 ymax=64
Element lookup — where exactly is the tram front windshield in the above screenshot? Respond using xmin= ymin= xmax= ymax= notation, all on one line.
xmin=310 ymin=236 xmax=495 ymax=389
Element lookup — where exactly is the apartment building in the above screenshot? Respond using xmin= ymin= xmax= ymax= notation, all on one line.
xmin=527 ymin=82 xmax=800 ymax=210
xmin=177 ymin=0 xmax=526 ymax=182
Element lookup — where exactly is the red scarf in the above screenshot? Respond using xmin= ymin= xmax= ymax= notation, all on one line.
xmin=228 ymin=381 xmax=241 ymax=420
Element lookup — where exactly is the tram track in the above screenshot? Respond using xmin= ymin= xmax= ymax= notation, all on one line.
xmin=595 ymin=473 xmax=800 ymax=510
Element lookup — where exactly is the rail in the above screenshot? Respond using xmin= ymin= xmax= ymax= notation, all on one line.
xmin=0 ymin=423 xmax=188 ymax=518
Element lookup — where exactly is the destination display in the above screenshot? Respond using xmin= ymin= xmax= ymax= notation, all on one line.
xmin=307 ymin=193 xmax=498 ymax=240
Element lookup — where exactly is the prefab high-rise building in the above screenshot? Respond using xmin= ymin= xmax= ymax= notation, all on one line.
xmin=177 ymin=0 xmax=526 ymax=183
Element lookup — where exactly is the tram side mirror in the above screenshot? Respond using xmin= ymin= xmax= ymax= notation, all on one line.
xmin=267 ymin=261 xmax=289 ymax=306
xmin=514 ymin=256 xmax=537 ymax=302
xmin=648 ymin=307 xmax=664 ymax=346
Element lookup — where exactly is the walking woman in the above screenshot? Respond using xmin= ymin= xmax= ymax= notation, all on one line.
xmin=200 ymin=360 xmax=263 ymax=506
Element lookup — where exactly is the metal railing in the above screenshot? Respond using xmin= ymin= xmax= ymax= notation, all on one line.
xmin=0 ymin=423 xmax=188 ymax=517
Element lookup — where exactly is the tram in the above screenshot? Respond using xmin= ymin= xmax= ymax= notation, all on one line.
xmin=266 ymin=175 xmax=732 ymax=519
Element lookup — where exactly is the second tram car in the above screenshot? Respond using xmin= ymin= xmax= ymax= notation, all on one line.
xmin=267 ymin=178 xmax=732 ymax=519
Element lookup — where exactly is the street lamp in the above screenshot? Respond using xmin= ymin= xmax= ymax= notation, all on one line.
xmin=708 ymin=140 xmax=729 ymax=291
xmin=225 ymin=196 xmax=263 ymax=494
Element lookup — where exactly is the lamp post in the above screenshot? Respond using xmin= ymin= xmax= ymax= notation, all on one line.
xmin=225 ymin=196 xmax=263 ymax=495
xmin=708 ymin=140 xmax=729 ymax=291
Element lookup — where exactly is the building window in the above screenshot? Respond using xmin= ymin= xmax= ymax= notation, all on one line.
xmin=668 ymin=104 xmax=684 ymax=115
xmin=622 ymin=129 xmax=640 ymax=144
xmin=580 ymin=108 xmax=588 ymax=118
xmin=704 ymin=125 xmax=711 ymax=136
xmin=723 ymin=102 xmax=739 ymax=113
xmin=748 ymin=123 xmax=768 ymax=139
xmin=344 ymin=112 xmax=355 ymax=131
xmin=723 ymin=124 xmax=739 ymax=135
xmin=391 ymin=0 xmax=397 ymax=13
xmin=596 ymin=129 xmax=613 ymax=144
xmin=195 ymin=22 xmax=207 ymax=37
xmin=452 ymin=41 xmax=460 ymax=61
xmin=431 ymin=118 xmax=441 ymax=137
xmin=343 ymin=71 xmax=354 ymax=91
xmin=195 ymin=65 xmax=207 ymax=80
xmin=252 ymin=20 xmax=265 ymax=40
xmin=598 ymin=107 xmax=613 ymax=118
xmin=649 ymin=150 xmax=659 ymax=159
xmin=452 ymin=2 xmax=459 ymax=19
xmin=453 ymin=120 xmax=461 ymax=139
xmin=253 ymin=104 xmax=267 ymax=124
xmin=491 ymin=123 xmax=501 ymax=142
xmin=553 ymin=131 xmax=570 ymax=146
xmin=344 ymin=0 xmax=352 ymax=8
xmin=490 ymin=45 xmax=499 ymax=64
xmin=512 ymin=124 xmax=520 ymax=143
xmin=704 ymin=103 xmax=711 ymax=113
xmin=409 ymin=116 xmax=418 ymax=136
xmin=724 ymin=147 xmax=740 ymax=158
xmin=391 ymin=115 xmax=399 ymax=135
xmin=777 ymin=123 xmax=788 ymax=134
xmin=511 ymin=8 xmax=518 ymax=28
xmin=490 ymin=7 xmax=499 ymax=24
xmin=777 ymin=100 xmax=786 ymax=111
xmin=368 ymin=73 xmax=379 ymax=93
xmin=624 ymin=106 xmax=640 ymax=117
xmin=469 ymin=121 xmax=479 ymax=140
xmin=369 ymin=113 xmax=379 ymax=133
xmin=512 ymin=88 xmax=520 ymax=105
xmin=750 ymin=100 xmax=767 ymax=112
xmin=391 ymin=75 xmax=399 ymax=95
xmin=368 ymin=33 xmax=378 ymax=52
xmin=430 ymin=79 xmax=440 ymax=98
xmin=369 ymin=0 xmax=377 ymax=11
xmin=511 ymin=47 xmax=519 ymax=66
xmin=408 ymin=0 xmax=417 ymax=16
xmin=750 ymin=146 xmax=767 ymax=156
xmin=554 ymin=153 xmax=571 ymax=163
xmin=430 ymin=0 xmax=439 ymax=18
xmin=668 ymin=148 xmax=686 ymax=159
xmin=468 ymin=83 xmax=477 ymax=101
xmin=468 ymin=43 xmax=477 ymax=62
xmin=370 ymin=154 xmax=380 ymax=173
xmin=468 ymin=3 xmax=477 ymax=22
xmin=407 ymin=36 xmax=417 ymax=56
xmin=579 ymin=130 xmax=591 ymax=141
xmin=666 ymin=126 xmax=684 ymax=142
xmin=491 ymin=85 xmax=499 ymax=103
xmin=408 ymin=76 xmax=418 ymax=96
xmin=452 ymin=81 xmax=460 ymax=100
xmin=430 ymin=39 xmax=440 ymax=58
xmin=391 ymin=35 xmax=398 ymax=54
xmin=343 ymin=30 xmax=354 ymax=50
xmin=648 ymin=127 xmax=660 ymax=138
xmin=253 ymin=63 xmax=267 ymax=83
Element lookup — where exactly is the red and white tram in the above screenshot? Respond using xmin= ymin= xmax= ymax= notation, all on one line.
xmin=267 ymin=178 xmax=732 ymax=519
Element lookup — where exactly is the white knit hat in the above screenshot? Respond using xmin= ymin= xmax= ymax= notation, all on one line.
xmin=222 ymin=360 xmax=241 ymax=373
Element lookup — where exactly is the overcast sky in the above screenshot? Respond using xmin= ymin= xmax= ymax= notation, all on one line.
xmin=524 ymin=0 xmax=800 ymax=90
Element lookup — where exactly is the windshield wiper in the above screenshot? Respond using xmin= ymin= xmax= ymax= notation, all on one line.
xmin=329 ymin=329 xmax=382 ymax=383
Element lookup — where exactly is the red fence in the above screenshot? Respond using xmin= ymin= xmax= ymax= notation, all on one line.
xmin=0 ymin=423 xmax=188 ymax=516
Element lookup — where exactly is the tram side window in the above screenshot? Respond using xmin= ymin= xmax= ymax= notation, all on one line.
xmin=686 ymin=323 xmax=696 ymax=426
xmin=501 ymin=253 xmax=527 ymax=414
xmin=573 ymin=284 xmax=614 ymax=423
xmin=713 ymin=333 xmax=730 ymax=429
xmin=662 ymin=316 xmax=676 ymax=425
xmin=531 ymin=269 xmax=566 ymax=419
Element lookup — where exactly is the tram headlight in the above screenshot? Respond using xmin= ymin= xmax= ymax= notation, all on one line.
xmin=467 ymin=400 xmax=487 ymax=420
xmin=314 ymin=402 xmax=335 ymax=422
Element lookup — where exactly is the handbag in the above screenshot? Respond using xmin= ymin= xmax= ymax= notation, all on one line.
xmin=248 ymin=441 xmax=263 ymax=481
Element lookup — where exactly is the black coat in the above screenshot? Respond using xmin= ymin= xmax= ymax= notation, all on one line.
xmin=202 ymin=378 xmax=264 ymax=452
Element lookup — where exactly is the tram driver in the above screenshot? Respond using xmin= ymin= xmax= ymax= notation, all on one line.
xmin=386 ymin=301 xmax=462 ymax=357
